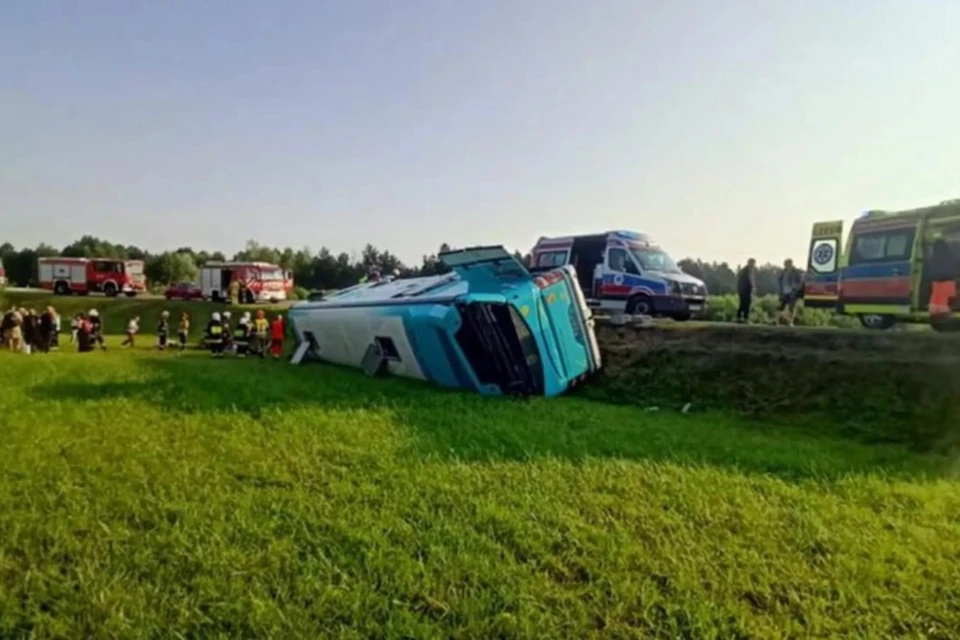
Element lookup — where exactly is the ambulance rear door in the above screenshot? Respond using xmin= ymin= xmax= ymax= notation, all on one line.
xmin=804 ymin=220 xmax=844 ymax=308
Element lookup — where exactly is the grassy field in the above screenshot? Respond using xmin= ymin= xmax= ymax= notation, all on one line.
xmin=1 ymin=328 xmax=959 ymax=637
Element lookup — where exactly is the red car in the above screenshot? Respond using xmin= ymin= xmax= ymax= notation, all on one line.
xmin=164 ymin=282 xmax=204 ymax=300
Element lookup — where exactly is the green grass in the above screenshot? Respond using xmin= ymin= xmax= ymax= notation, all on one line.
xmin=1 ymin=343 xmax=959 ymax=638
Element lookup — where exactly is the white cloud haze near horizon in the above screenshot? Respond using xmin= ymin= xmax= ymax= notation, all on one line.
xmin=2 ymin=0 xmax=958 ymax=268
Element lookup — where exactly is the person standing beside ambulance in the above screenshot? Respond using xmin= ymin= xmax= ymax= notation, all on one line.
xmin=928 ymin=237 xmax=958 ymax=317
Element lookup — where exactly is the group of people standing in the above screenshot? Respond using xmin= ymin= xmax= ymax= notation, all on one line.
xmin=736 ymin=258 xmax=806 ymax=326
xmin=1 ymin=306 xmax=63 ymax=353
xmin=203 ymin=309 xmax=286 ymax=358
xmin=2 ymin=304 xmax=288 ymax=358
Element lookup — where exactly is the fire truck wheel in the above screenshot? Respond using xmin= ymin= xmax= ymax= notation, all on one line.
xmin=54 ymin=281 xmax=70 ymax=295
xmin=104 ymin=283 xmax=118 ymax=297
xmin=125 ymin=292 xmax=137 ymax=298
xmin=244 ymin=289 xmax=255 ymax=304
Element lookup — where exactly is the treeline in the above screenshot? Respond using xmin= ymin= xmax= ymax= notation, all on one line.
xmin=0 ymin=236 xmax=791 ymax=296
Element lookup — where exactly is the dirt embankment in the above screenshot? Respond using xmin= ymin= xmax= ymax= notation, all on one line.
xmin=589 ymin=321 xmax=960 ymax=452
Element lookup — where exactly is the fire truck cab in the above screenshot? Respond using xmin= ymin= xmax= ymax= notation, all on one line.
xmin=200 ymin=261 xmax=293 ymax=303
xmin=39 ymin=257 xmax=146 ymax=297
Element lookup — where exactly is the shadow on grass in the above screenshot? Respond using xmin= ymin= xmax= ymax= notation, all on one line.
xmin=28 ymin=354 xmax=949 ymax=482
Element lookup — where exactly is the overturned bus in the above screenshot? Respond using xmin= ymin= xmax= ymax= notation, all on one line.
xmin=287 ymin=246 xmax=601 ymax=397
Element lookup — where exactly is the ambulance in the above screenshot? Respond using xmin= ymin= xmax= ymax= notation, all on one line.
xmin=530 ymin=230 xmax=707 ymax=319
xmin=805 ymin=198 xmax=960 ymax=329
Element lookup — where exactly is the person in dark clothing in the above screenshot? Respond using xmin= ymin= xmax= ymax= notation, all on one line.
xmin=1 ymin=309 xmax=14 ymax=348
xmin=77 ymin=314 xmax=94 ymax=353
xmin=778 ymin=259 xmax=804 ymax=326
xmin=88 ymin=309 xmax=107 ymax=351
xmin=38 ymin=308 xmax=54 ymax=352
xmin=22 ymin=310 xmax=39 ymax=354
xmin=736 ymin=258 xmax=757 ymax=323
xmin=233 ymin=312 xmax=251 ymax=357
xmin=928 ymin=238 xmax=958 ymax=317
xmin=205 ymin=312 xmax=225 ymax=357
xmin=50 ymin=307 xmax=61 ymax=350
xmin=222 ymin=311 xmax=233 ymax=354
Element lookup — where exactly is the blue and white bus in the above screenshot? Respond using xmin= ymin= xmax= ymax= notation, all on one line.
xmin=287 ymin=246 xmax=601 ymax=397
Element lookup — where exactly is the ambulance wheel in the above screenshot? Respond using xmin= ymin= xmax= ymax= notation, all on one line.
xmin=858 ymin=314 xmax=895 ymax=330
xmin=626 ymin=294 xmax=654 ymax=316
xmin=54 ymin=281 xmax=70 ymax=295
xmin=931 ymin=318 xmax=960 ymax=332
xmin=104 ymin=283 xmax=118 ymax=297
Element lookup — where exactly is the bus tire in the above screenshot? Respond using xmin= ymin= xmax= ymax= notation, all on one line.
xmin=626 ymin=294 xmax=654 ymax=316
xmin=104 ymin=282 xmax=118 ymax=297
xmin=858 ymin=314 xmax=895 ymax=330
xmin=54 ymin=281 xmax=70 ymax=295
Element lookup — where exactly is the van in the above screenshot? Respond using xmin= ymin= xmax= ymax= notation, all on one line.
xmin=805 ymin=198 xmax=960 ymax=329
xmin=531 ymin=230 xmax=707 ymax=319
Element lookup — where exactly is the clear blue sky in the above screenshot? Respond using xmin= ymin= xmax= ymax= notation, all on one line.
xmin=2 ymin=1 xmax=958 ymax=267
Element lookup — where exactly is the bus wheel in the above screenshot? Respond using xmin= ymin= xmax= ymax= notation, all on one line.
xmin=626 ymin=294 xmax=654 ymax=316
xmin=104 ymin=283 xmax=118 ymax=297
xmin=858 ymin=314 xmax=895 ymax=330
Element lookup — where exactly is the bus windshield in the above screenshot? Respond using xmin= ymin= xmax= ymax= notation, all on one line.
xmin=629 ymin=245 xmax=681 ymax=274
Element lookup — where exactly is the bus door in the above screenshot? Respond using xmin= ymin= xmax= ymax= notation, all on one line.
xmin=804 ymin=220 xmax=844 ymax=308
xmin=840 ymin=223 xmax=916 ymax=315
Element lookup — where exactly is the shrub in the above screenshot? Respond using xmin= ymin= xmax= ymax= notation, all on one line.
xmin=705 ymin=294 xmax=859 ymax=328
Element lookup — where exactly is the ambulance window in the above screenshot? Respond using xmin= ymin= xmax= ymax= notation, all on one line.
xmin=608 ymin=248 xmax=639 ymax=275
xmin=537 ymin=251 xmax=567 ymax=267
xmin=851 ymin=230 xmax=915 ymax=264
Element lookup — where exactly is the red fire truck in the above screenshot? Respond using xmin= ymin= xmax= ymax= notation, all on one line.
xmin=0 ymin=257 xmax=6 ymax=287
xmin=38 ymin=257 xmax=147 ymax=297
xmin=200 ymin=261 xmax=293 ymax=303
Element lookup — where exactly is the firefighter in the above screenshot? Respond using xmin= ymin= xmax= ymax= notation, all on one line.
xmin=88 ymin=309 xmax=107 ymax=351
xmin=205 ymin=311 xmax=226 ymax=357
xmin=178 ymin=312 xmax=191 ymax=351
xmin=233 ymin=312 xmax=251 ymax=358
xmin=360 ymin=266 xmax=381 ymax=284
xmin=222 ymin=311 xmax=233 ymax=353
xmin=270 ymin=313 xmax=285 ymax=359
xmin=229 ymin=279 xmax=241 ymax=306
xmin=252 ymin=309 xmax=269 ymax=358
